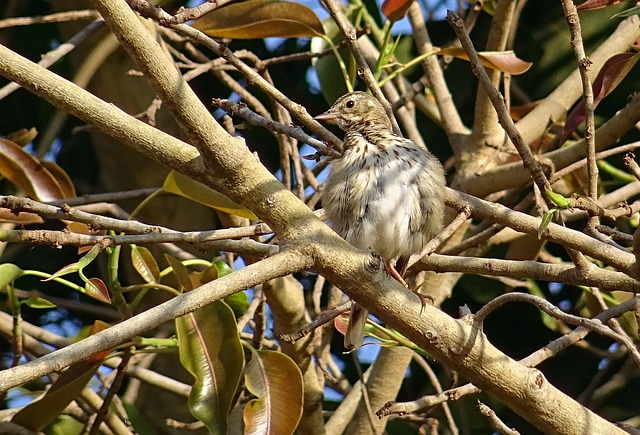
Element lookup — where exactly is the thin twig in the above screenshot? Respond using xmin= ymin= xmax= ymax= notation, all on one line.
xmin=279 ymin=302 xmax=350 ymax=343
xmin=473 ymin=293 xmax=640 ymax=367
xmin=319 ymin=0 xmax=401 ymax=134
xmin=160 ymin=0 xmax=235 ymax=25
xmin=213 ymin=99 xmax=340 ymax=158
xmin=0 ymin=19 xmax=105 ymax=100
xmin=447 ymin=11 xmax=552 ymax=199
xmin=0 ymin=9 xmax=99 ymax=29
xmin=127 ymin=0 xmax=342 ymax=148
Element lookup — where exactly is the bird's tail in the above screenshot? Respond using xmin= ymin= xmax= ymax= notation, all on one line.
xmin=345 ymin=301 xmax=368 ymax=350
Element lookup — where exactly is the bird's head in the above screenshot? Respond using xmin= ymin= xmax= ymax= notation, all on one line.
xmin=315 ymin=91 xmax=392 ymax=133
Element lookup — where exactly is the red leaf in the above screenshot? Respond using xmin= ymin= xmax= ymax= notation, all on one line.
xmin=381 ymin=0 xmax=414 ymax=22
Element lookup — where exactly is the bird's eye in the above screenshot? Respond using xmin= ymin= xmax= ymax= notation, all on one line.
xmin=345 ymin=100 xmax=355 ymax=109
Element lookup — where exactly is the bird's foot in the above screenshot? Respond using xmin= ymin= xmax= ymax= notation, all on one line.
xmin=414 ymin=291 xmax=434 ymax=315
xmin=384 ymin=261 xmax=408 ymax=287
xmin=384 ymin=261 xmax=432 ymax=313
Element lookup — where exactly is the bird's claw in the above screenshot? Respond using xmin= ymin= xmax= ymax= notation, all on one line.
xmin=415 ymin=292 xmax=433 ymax=315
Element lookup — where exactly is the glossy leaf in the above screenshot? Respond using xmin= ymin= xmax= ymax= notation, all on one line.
xmin=0 ymin=263 xmax=24 ymax=289
xmin=559 ymin=52 xmax=640 ymax=145
xmin=224 ymin=291 xmax=249 ymax=320
xmin=333 ymin=312 xmax=349 ymax=336
xmin=45 ymin=262 xmax=81 ymax=281
xmin=176 ymin=301 xmax=244 ymax=434
xmin=163 ymin=170 xmax=258 ymax=220
xmin=85 ymin=278 xmax=110 ymax=304
xmin=243 ymin=348 xmax=303 ymax=435
xmin=381 ymin=0 xmax=413 ymax=22
xmin=131 ymin=245 xmax=160 ymax=284
xmin=11 ymin=321 xmax=111 ymax=431
xmin=0 ymin=138 xmax=67 ymax=201
xmin=192 ymin=0 xmax=325 ymax=39
xmin=438 ymin=47 xmax=532 ymax=75
xmin=41 ymin=161 xmax=77 ymax=199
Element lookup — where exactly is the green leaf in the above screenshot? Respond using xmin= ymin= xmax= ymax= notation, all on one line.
xmin=192 ymin=0 xmax=325 ymax=39
xmin=44 ymin=245 xmax=110 ymax=303
xmin=612 ymin=4 xmax=640 ymax=18
xmin=0 ymin=263 xmax=24 ymax=289
xmin=538 ymin=209 xmax=555 ymax=239
xmin=21 ymin=296 xmax=56 ymax=309
xmin=46 ymin=244 xmax=102 ymax=282
xmin=164 ymin=254 xmax=193 ymax=291
xmin=176 ymin=301 xmax=244 ymax=434
xmin=45 ymin=415 xmax=84 ymax=435
xmin=311 ymin=16 xmax=355 ymax=103
xmin=131 ymin=245 xmax=160 ymax=284
xmin=243 ymin=348 xmax=303 ymax=435
xmin=163 ymin=170 xmax=258 ymax=220
xmin=214 ymin=260 xmax=233 ymax=278
xmin=545 ymin=189 xmax=572 ymax=208
xmin=224 ymin=291 xmax=249 ymax=320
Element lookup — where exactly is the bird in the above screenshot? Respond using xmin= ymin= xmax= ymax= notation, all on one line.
xmin=315 ymin=91 xmax=446 ymax=350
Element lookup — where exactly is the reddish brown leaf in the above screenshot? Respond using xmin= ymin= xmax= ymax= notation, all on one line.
xmin=576 ymin=0 xmax=622 ymax=10
xmin=41 ymin=161 xmax=77 ymax=198
xmin=5 ymin=128 xmax=38 ymax=146
xmin=0 ymin=138 xmax=66 ymax=201
xmin=559 ymin=52 xmax=640 ymax=145
xmin=87 ymin=320 xmax=112 ymax=362
xmin=85 ymin=278 xmax=110 ymax=304
xmin=0 ymin=208 xmax=44 ymax=224
xmin=438 ymin=47 xmax=532 ymax=75
xmin=381 ymin=0 xmax=414 ymax=22
xmin=192 ymin=0 xmax=324 ymax=39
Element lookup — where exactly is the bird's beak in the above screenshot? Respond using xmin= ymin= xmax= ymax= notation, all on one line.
xmin=314 ymin=111 xmax=340 ymax=123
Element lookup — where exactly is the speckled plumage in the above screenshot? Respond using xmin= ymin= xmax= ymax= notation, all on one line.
xmin=316 ymin=92 xmax=446 ymax=349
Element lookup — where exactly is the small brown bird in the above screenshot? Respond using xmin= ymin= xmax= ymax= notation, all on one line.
xmin=316 ymin=91 xmax=446 ymax=349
